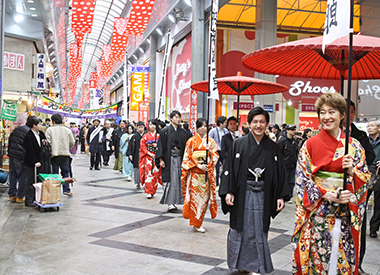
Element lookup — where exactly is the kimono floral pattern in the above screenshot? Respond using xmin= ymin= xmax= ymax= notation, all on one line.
xmin=139 ymin=132 xmax=162 ymax=195
xmin=292 ymin=130 xmax=370 ymax=275
xmin=181 ymin=134 xmax=219 ymax=228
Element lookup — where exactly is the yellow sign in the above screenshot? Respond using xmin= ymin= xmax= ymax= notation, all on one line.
xmin=130 ymin=73 xmax=144 ymax=111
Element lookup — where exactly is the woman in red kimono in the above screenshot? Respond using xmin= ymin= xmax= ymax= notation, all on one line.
xmin=292 ymin=92 xmax=371 ymax=275
xmin=139 ymin=119 xmax=162 ymax=199
xmin=181 ymin=118 xmax=219 ymax=233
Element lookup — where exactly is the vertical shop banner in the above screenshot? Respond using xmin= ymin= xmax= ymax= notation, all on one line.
xmin=158 ymin=31 xmax=174 ymax=117
xmin=0 ymin=100 xmax=17 ymax=121
xmin=167 ymin=34 xmax=192 ymax=115
xmin=208 ymin=0 xmax=219 ymax=100
xmin=322 ymin=0 xmax=350 ymax=53
xmin=131 ymin=73 xmax=145 ymax=111
xmin=189 ymin=90 xmax=198 ymax=135
xmin=36 ymin=54 xmax=46 ymax=90
xmin=138 ymin=101 xmax=149 ymax=121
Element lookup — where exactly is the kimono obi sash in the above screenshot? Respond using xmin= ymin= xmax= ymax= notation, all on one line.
xmin=313 ymin=171 xmax=343 ymax=192
xmin=146 ymin=139 xmax=158 ymax=152
xmin=192 ymin=149 xmax=207 ymax=174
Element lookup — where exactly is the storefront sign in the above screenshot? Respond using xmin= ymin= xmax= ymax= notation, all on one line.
xmin=278 ymin=76 xmax=340 ymax=108
xmin=301 ymin=104 xmax=316 ymax=112
xmin=36 ymin=96 xmax=118 ymax=119
xmin=299 ymin=116 xmax=320 ymax=131
xmin=128 ymin=65 xmax=149 ymax=73
xmin=263 ymin=105 xmax=273 ymax=113
xmin=130 ymin=73 xmax=145 ymax=111
xmin=36 ymin=54 xmax=46 ymax=90
xmin=0 ymin=100 xmax=17 ymax=121
xmin=3 ymin=52 xmax=24 ymax=71
xmin=138 ymin=101 xmax=149 ymax=122
xmin=167 ymin=34 xmax=191 ymax=114
xmin=233 ymin=102 xmax=255 ymax=110
xmin=189 ymin=90 xmax=198 ymax=135
xmin=357 ymin=79 xmax=380 ymax=118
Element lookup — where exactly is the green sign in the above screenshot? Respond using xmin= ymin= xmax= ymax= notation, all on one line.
xmin=0 ymin=100 xmax=17 ymax=121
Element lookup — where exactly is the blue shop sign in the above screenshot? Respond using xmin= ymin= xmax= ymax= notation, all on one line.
xmin=263 ymin=105 xmax=273 ymax=113
xmin=128 ymin=65 xmax=149 ymax=73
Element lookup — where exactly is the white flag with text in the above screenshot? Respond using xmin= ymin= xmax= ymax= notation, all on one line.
xmin=208 ymin=0 xmax=219 ymax=100
xmin=322 ymin=0 xmax=351 ymax=53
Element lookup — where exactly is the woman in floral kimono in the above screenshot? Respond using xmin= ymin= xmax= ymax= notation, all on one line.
xmin=120 ymin=125 xmax=134 ymax=180
xmin=181 ymin=118 xmax=219 ymax=233
xmin=139 ymin=119 xmax=162 ymax=199
xmin=292 ymin=92 xmax=371 ymax=275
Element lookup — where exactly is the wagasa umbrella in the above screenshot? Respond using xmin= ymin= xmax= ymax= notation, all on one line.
xmin=190 ymin=72 xmax=288 ymax=121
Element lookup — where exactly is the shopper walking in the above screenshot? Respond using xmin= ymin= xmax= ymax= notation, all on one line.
xmin=209 ymin=115 xmax=228 ymax=186
xmin=8 ymin=124 xmax=29 ymax=203
xmin=79 ymin=122 xmax=86 ymax=153
xmin=101 ymin=121 xmax=114 ymax=166
xmin=220 ymin=116 xmax=239 ymax=165
xmin=292 ymin=92 xmax=370 ymax=275
xmin=120 ymin=125 xmax=134 ymax=180
xmin=69 ymin=122 xmax=79 ymax=154
xmin=156 ymin=110 xmax=192 ymax=211
xmin=367 ymin=118 xmax=380 ymax=240
xmin=277 ymin=124 xmax=299 ymax=201
xmin=45 ymin=113 xmax=75 ymax=196
xmin=86 ymin=119 xmax=104 ymax=170
xmin=111 ymin=121 xmax=126 ymax=173
xmin=219 ymin=107 xmax=287 ymax=274
xmin=126 ymin=121 xmax=145 ymax=189
xmin=181 ymin=118 xmax=219 ymax=233
xmin=23 ymin=116 xmax=46 ymax=206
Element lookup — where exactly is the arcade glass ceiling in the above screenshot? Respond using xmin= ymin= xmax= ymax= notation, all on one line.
xmin=5 ymin=0 xmax=361 ymax=107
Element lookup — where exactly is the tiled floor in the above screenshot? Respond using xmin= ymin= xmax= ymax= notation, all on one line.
xmin=0 ymin=154 xmax=379 ymax=275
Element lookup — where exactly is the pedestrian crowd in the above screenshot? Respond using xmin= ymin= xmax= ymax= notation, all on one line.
xmin=6 ymin=92 xmax=380 ymax=275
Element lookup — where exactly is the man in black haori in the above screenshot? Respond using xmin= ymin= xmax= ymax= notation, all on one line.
xmin=126 ymin=121 xmax=146 ymax=189
xmin=156 ymin=110 xmax=192 ymax=212
xmin=219 ymin=107 xmax=288 ymax=275
xmin=101 ymin=121 xmax=114 ymax=166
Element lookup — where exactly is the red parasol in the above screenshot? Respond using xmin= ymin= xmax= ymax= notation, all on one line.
xmin=190 ymin=72 xmax=288 ymax=121
xmin=242 ymin=34 xmax=380 ymax=80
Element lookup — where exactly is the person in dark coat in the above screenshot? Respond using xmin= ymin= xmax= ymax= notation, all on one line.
xmin=111 ymin=121 xmax=126 ymax=172
xmin=346 ymin=101 xmax=376 ymax=275
xmin=23 ymin=116 xmax=46 ymax=207
xmin=86 ymin=119 xmax=104 ymax=170
xmin=79 ymin=122 xmax=86 ymax=153
xmin=220 ymin=116 xmax=239 ymax=165
xmin=126 ymin=121 xmax=145 ymax=189
xmin=156 ymin=110 xmax=192 ymax=211
xmin=277 ymin=124 xmax=299 ymax=201
xmin=101 ymin=121 xmax=114 ymax=166
xmin=8 ymin=124 xmax=29 ymax=203
xmin=219 ymin=107 xmax=288 ymax=274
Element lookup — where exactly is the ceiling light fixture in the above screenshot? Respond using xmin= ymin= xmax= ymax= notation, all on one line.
xmin=138 ymin=47 xmax=145 ymax=54
xmin=16 ymin=6 xmax=23 ymax=13
xmin=14 ymin=14 xmax=24 ymax=23
xmin=30 ymin=7 xmax=36 ymax=10
xmin=132 ymin=54 xmax=137 ymax=60
xmin=146 ymin=38 xmax=151 ymax=44
xmin=31 ymin=14 xmax=37 ymax=17
xmin=168 ymin=13 xmax=177 ymax=24
xmin=27 ymin=0 xmax=34 ymax=3
xmin=183 ymin=0 xmax=192 ymax=7
xmin=156 ymin=27 xmax=163 ymax=36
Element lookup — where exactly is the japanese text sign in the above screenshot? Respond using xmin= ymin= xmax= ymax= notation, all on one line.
xmin=36 ymin=54 xmax=46 ymax=90
xmin=3 ymin=52 xmax=24 ymax=71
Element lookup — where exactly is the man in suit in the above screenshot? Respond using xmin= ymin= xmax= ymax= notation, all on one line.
xmin=221 ymin=116 xmax=240 ymax=165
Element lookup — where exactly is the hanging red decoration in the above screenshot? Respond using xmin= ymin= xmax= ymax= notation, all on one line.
xmin=126 ymin=0 xmax=155 ymax=35
xmin=103 ymin=45 xmax=112 ymax=61
xmin=71 ymin=0 xmax=95 ymax=35
xmin=90 ymin=72 xmax=98 ymax=89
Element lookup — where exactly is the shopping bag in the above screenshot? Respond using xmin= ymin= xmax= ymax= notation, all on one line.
xmin=40 ymin=180 xmax=61 ymax=204
xmin=33 ymin=182 xmax=43 ymax=203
